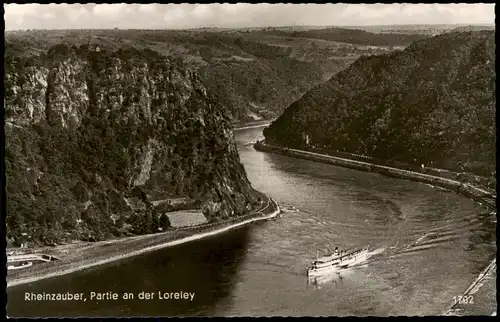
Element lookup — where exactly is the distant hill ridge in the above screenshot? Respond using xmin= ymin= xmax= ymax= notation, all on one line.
xmin=262 ymin=26 xmax=430 ymax=46
xmin=4 ymin=28 xmax=428 ymax=123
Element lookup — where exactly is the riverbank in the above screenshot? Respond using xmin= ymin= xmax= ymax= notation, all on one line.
xmin=254 ymin=141 xmax=496 ymax=210
xmin=7 ymin=196 xmax=280 ymax=288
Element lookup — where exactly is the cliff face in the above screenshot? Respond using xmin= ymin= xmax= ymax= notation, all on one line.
xmin=264 ymin=31 xmax=496 ymax=177
xmin=5 ymin=45 xmax=260 ymax=245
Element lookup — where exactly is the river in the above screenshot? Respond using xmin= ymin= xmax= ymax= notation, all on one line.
xmin=7 ymin=126 xmax=496 ymax=317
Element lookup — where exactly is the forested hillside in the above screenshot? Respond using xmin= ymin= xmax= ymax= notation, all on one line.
xmin=264 ymin=31 xmax=496 ymax=178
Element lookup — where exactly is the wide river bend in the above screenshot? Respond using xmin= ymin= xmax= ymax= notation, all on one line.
xmin=8 ymin=126 xmax=496 ymax=317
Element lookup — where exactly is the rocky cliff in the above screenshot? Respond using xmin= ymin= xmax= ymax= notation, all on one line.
xmin=5 ymin=44 xmax=261 ymax=246
xmin=264 ymin=31 xmax=496 ymax=177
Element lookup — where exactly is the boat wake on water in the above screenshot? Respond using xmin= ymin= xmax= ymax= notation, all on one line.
xmin=373 ymin=207 xmax=496 ymax=262
xmin=366 ymin=247 xmax=386 ymax=258
xmin=275 ymin=200 xmax=494 ymax=305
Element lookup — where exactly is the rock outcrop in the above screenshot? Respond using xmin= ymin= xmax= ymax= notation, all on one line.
xmin=5 ymin=44 xmax=260 ymax=245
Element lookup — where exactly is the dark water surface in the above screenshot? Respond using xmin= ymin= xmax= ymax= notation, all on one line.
xmin=8 ymin=126 xmax=496 ymax=317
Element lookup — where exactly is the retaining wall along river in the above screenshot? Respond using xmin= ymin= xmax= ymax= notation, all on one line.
xmin=254 ymin=141 xmax=496 ymax=210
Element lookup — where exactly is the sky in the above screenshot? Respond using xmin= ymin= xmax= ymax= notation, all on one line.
xmin=4 ymin=3 xmax=496 ymax=30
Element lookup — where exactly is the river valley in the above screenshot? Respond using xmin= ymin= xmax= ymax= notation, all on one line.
xmin=7 ymin=125 xmax=496 ymax=317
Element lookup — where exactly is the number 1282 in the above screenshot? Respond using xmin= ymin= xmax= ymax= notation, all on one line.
xmin=454 ymin=295 xmax=474 ymax=305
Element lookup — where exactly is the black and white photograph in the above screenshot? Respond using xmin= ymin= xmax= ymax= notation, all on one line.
xmin=4 ymin=2 xmax=496 ymax=317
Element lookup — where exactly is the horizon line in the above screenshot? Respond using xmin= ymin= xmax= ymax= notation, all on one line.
xmin=5 ymin=23 xmax=496 ymax=32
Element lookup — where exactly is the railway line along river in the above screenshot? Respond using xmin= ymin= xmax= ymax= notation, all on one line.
xmin=8 ymin=125 xmax=496 ymax=317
